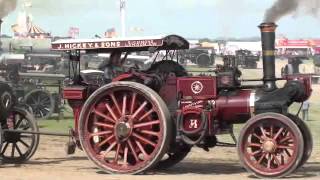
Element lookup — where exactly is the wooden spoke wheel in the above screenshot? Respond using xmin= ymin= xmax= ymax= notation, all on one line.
xmin=238 ymin=113 xmax=304 ymax=178
xmin=287 ymin=114 xmax=313 ymax=168
xmin=79 ymin=81 xmax=172 ymax=174
xmin=24 ymin=89 xmax=54 ymax=120
xmin=1 ymin=107 xmax=39 ymax=163
xmin=156 ymin=143 xmax=191 ymax=170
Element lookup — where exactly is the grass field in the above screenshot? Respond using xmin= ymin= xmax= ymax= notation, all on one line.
xmin=37 ymin=59 xmax=320 ymax=164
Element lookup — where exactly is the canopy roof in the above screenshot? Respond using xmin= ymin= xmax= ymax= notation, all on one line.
xmin=28 ymin=23 xmax=47 ymax=34
xmin=51 ymin=35 xmax=189 ymax=52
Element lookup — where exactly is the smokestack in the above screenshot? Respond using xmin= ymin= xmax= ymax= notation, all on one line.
xmin=259 ymin=22 xmax=277 ymax=91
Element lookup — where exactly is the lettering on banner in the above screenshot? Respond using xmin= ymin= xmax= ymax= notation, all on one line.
xmin=53 ymin=39 xmax=163 ymax=50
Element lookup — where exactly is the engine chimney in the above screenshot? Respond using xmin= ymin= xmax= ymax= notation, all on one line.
xmin=259 ymin=22 xmax=277 ymax=91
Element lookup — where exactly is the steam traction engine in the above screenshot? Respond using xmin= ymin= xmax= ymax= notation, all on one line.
xmin=235 ymin=49 xmax=260 ymax=69
xmin=0 ymin=81 xmax=39 ymax=164
xmin=56 ymin=23 xmax=312 ymax=178
xmin=0 ymin=23 xmax=312 ymax=178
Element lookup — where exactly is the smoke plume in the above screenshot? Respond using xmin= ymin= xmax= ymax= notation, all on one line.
xmin=264 ymin=0 xmax=320 ymax=22
xmin=0 ymin=0 xmax=17 ymax=19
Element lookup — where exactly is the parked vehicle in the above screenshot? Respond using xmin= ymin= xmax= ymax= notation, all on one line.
xmin=180 ymin=48 xmax=215 ymax=67
xmin=0 ymin=57 xmax=65 ymax=120
xmin=235 ymin=49 xmax=260 ymax=69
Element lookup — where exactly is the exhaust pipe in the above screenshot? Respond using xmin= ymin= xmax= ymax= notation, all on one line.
xmin=259 ymin=22 xmax=277 ymax=91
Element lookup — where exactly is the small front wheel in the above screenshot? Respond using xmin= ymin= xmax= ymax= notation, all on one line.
xmin=238 ymin=113 xmax=304 ymax=178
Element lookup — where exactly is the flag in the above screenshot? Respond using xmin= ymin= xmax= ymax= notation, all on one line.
xmin=68 ymin=27 xmax=80 ymax=39
xmin=105 ymin=28 xmax=117 ymax=38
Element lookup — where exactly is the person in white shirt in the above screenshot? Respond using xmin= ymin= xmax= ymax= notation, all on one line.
xmin=302 ymin=100 xmax=310 ymax=121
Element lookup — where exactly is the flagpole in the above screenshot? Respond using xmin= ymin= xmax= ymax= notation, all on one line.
xmin=120 ymin=0 xmax=126 ymax=37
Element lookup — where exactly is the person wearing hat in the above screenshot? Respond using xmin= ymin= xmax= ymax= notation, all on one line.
xmin=98 ymin=51 xmax=128 ymax=83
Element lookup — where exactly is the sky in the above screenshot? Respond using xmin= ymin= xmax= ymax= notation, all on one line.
xmin=1 ymin=0 xmax=320 ymax=39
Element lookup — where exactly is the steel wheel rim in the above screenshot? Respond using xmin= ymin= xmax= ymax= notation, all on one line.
xmin=0 ymin=125 xmax=3 ymax=154
xmin=25 ymin=90 xmax=53 ymax=119
xmin=240 ymin=116 xmax=302 ymax=177
xmin=81 ymin=85 xmax=167 ymax=173
xmin=156 ymin=146 xmax=190 ymax=169
xmin=287 ymin=114 xmax=313 ymax=168
xmin=1 ymin=111 xmax=38 ymax=162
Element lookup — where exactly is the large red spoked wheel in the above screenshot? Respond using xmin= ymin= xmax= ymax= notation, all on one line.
xmin=238 ymin=113 xmax=304 ymax=178
xmin=78 ymin=81 xmax=172 ymax=174
xmin=287 ymin=114 xmax=313 ymax=168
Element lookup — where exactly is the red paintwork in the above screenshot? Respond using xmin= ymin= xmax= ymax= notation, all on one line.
xmin=63 ymin=87 xmax=87 ymax=138
xmin=177 ymin=77 xmax=217 ymax=100
xmin=158 ymin=75 xmax=178 ymax=112
xmin=63 ymin=71 xmax=307 ymax=153
xmin=215 ymin=90 xmax=252 ymax=123
xmin=72 ymin=106 xmax=82 ymax=138
xmin=112 ymin=73 xmax=134 ymax=82
xmin=175 ymin=77 xmax=251 ymax=133
xmin=63 ymin=87 xmax=87 ymax=100
xmin=181 ymin=108 xmax=203 ymax=133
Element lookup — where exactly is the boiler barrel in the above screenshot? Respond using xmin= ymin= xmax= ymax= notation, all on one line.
xmin=215 ymin=89 xmax=254 ymax=123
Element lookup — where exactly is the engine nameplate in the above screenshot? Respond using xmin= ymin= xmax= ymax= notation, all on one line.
xmin=177 ymin=77 xmax=217 ymax=99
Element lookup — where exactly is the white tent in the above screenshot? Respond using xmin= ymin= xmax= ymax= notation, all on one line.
xmin=225 ymin=41 xmax=262 ymax=55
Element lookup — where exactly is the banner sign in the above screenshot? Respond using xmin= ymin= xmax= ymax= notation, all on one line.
xmin=52 ymin=39 xmax=164 ymax=50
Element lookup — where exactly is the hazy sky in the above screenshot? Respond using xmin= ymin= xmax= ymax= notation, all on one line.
xmin=1 ymin=0 xmax=320 ymax=39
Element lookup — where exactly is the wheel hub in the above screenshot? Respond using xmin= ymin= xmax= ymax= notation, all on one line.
xmin=4 ymin=131 xmax=20 ymax=143
xmin=115 ymin=122 xmax=132 ymax=140
xmin=262 ymin=140 xmax=276 ymax=153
